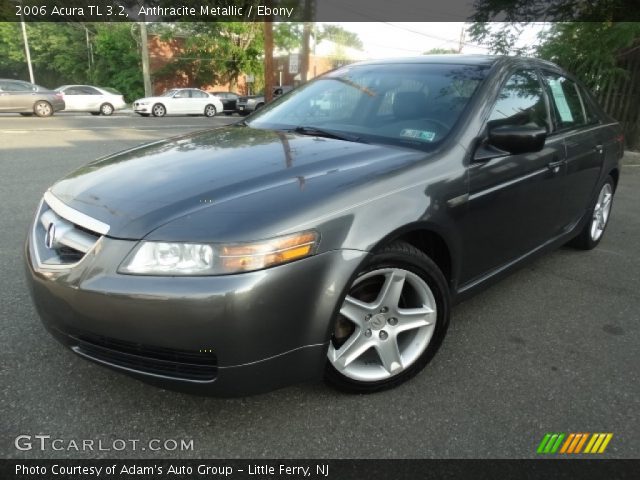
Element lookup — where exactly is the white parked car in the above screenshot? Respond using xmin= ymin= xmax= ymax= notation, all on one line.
xmin=133 ymin=88 xmax=223 ymax=117
xmin=55 ymin=85 xmax=126 ymax=116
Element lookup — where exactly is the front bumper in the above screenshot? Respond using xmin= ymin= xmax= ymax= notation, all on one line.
xmin=25 ymin=233 xmax=365 ymax=396
xmin=133 ymin=104 xmax=150 ymax=113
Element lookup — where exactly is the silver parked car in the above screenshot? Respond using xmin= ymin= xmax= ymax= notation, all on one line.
xmin=0 ymin=79 xmax=65 ymax=117
xmin=55 ymin=85 xmax=126 ymax=116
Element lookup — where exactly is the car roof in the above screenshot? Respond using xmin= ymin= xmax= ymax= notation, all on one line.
xmin=351 ymin=54 xmax=561 ymax=70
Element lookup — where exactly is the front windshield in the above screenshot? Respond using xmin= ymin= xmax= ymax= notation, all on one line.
xmin=161 ymin=89 xmax=177 ymax=97
xmin=248 ymin=63 xmax=488 ymax=149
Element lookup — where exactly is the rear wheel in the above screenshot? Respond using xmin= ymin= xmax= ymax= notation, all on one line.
xmin=255 ymin=103 xmax=264 ymax=111
xmin=100 ymin=103 xmax=114 ymax=116
xmin=325 ymin=241 xmax=450 ymax=393
xmin=33 ymin=101 xmax=53 ymax=117
xmin=569 ymin=175 xmax=615 ymax=250
xmin=204 ymin=104 xmax=217 ymax=117
xmin=152 ymin=103 xmax=166 ymax=117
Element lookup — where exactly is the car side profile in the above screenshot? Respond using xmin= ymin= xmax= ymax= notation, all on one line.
xmin=55 ymin=85 xmax=126 ymax=116
xmin=0 ymin=79 xmax=65 ymax=117
xmin=133 ymin=88 xmax=223 ymax=117
xmin=25 ymin=56 xmax=623 ymax=395
xmin=209 ymin=91 xmax=240 ymax=115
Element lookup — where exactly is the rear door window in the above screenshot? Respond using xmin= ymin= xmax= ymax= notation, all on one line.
xmin=542 ymin=73 xmax=587 ymax=130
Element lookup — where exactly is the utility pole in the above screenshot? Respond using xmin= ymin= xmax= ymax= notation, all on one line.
xmin=19 ymin=8 xmax=34 ymax=83
xmin=264 ymin=20 xmax=274 ymax=102
xmin=139 ymin=20 xmax=152 ymax=97
xmin=458 ymin=27 xmax=465 ymax=53
xmin=300 ymin=0 xmax=314 ymax=83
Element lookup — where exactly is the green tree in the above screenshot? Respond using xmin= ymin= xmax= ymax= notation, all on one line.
xmin=157 ymin=22 xmax=263 ymax=92
xmin=92 ymin=23 xmax=145 ymax=101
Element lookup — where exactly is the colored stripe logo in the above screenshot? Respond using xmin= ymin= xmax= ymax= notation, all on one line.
xmin=537 ymin=433 xmax=613 ymax=454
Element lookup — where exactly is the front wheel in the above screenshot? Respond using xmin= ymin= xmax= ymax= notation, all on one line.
xmin=152 ymin=103 xmax=166 ymax=117
xmin=325 ymin=241 xmax=450 ymax=393
xmin=569 ymin=175 xmax=615 ymax=250
xmin=204 ymin=104 xmax=217 ymax=117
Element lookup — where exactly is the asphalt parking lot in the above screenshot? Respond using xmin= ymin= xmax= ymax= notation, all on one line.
xmin=1 ymin=113 xmax=638 ymax=459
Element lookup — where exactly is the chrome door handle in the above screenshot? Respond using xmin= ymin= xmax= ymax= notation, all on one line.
xmin=595 ymin=144 xmax=604 ymax=154
xmin=547 ymin=160 xmax=564 ymax=172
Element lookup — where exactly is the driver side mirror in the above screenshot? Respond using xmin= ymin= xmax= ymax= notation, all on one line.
xmin=488 ymin=125 xmax=547 ymax=155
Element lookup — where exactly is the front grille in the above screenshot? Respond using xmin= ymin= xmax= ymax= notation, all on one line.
xmin=31 ymin=193 xmax=102 ymax=268
xmin=71 ymin=334 xmax=218 ymax=382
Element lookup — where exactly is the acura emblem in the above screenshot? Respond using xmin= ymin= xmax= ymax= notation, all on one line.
xmin=45 ymin=222 xmax=56 ymax=249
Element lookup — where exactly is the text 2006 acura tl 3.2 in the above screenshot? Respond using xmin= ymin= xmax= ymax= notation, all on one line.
xmin=26 ymin=56 xmax=623 ymax=395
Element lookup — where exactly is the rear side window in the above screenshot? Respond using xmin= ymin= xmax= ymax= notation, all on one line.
xmin=542 ymin=73 xmax=587 ymax=130
xmin=579 ymin=87 xmax=601 ymax=125
xmin=488 ymin=70 xmax=549 ymax=130
xmin=3 ymin=81 xmax=33 ymax=92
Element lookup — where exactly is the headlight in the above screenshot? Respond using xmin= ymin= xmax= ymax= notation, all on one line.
xmin=137 ymin=101 xmax=149 ymax=106
xmin=118 ymin=230 xmax=319 ymax=276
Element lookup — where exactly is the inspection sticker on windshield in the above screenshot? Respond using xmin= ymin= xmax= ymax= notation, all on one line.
xmin=400 ymin=129 xmax=436 ymax=142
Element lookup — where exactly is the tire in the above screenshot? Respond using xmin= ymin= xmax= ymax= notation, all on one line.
xmin=33 ymin=101 xmax=53 ymax=117
xmin=204 ymin=104 xmax=217 ymax=117
xmin=100 ymin=103 xmax=114 ymax=116
xmin=568 ymin=175 xmax=615 ymax=250
xmin=255 ymin=103 xmax=264 ymax=111
xmin=152 ymin=103 xmax=166 ymax=117
xmin=325 ymin=241 xmax=450 ymax=393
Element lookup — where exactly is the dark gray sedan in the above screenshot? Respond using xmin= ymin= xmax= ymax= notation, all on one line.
xmin=25 ymin=56 xmax=623 ymax=395
xmin=0 ymin=79 xmax=65 ymax=116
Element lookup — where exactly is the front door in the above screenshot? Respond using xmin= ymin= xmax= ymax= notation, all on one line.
xmin=460 ymin=69 xmax=566 ymax=284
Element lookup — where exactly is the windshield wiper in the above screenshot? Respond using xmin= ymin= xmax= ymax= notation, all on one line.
xmin=291 ymin=126 xmax=365 ymax=143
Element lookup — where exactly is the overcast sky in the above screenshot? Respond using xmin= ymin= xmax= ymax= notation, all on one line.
xmin=319 ymin=23 xmax=548 ymax=59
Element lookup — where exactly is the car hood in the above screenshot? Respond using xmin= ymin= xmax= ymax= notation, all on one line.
xmin=134 ymin=96 xmax=169 ymax=103
xmin=50 ymin=126 xmax=426 ymax=240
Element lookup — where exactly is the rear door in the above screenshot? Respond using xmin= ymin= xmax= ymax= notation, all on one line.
xmin=60 ymin=86 xmax=84 ymax=110
xmin=190 ymin=89 xmax=210 ymax=113
xmin=460 ymin=69 xmax=567 ymax=283
xmin=2 ymin=80 xmax=36 ymax=110
xmin=541 ymin=72 xmax=605 ymax=229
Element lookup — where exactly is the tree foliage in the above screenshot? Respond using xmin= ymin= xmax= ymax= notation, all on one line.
xmin=537 ymin=22 xmax=640 ymax=88
xmin=155 ymin=22 xmax=263 ymax=91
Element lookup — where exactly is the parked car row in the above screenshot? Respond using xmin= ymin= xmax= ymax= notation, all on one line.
xmin=1 ymin=78 xmax=293 ymax=118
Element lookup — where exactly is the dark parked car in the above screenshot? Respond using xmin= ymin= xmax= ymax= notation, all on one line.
xmin=25 ymin=56 xmax=623 ymax=395
xmin=209 ymin=91 xmax=239 ymax=115
xmin=236 ymin=85 xmax=293 ymax=115
xmin=0 ymin=79 xmax=65 ymax=117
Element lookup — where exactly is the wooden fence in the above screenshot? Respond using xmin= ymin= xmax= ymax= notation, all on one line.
xmin=592 ymin=49 xmax=640 ymax=150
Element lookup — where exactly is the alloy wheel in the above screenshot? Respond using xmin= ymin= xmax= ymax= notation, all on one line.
xmin=590 ymin=183 xmax=613 ymax=241
xmin=328 ymin=268 xmax=437 ymax=382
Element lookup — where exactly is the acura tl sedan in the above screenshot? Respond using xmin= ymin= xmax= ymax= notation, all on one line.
xmin=25 ymin=56 xmax=623 ymax=395
xmin=133 ymin=88 xmax=224 ymax=117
